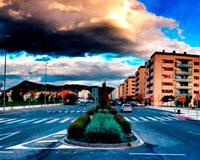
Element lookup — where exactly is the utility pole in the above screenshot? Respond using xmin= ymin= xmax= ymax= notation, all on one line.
xmin=3 ymin=49 xmax=7 ymax=110
xmin=44 ymin=62 xmax=47 ymax=105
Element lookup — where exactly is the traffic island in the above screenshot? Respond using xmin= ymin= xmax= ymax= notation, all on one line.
xmin=64 ymin=106 xmax=144 ymax=148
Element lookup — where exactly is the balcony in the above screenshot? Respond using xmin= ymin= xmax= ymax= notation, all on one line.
xmin=176 ymin=69 xmax=192 ymax=75
xmin=175 ymin=77 xmax=193 ymax=82
xmin=176 ymin=62 xmax=193 ymax=67
xmin=175 ymin=91 xmax=192 ymax=96
xmin=175 ymin=85 xmax=192 ymax=89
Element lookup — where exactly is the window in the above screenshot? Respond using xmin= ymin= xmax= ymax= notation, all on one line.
xmin=162 ymin=59 xmax=174 ymax=63
xmin=194 ymin=83 xmax=199 ymax=87
xmin=194 ymin=69 xmax=199 ymax=73
xmin=194 ymin=62 xmax=199 ymax=65
xmin=162 ymin=67 xmax=173 ymax=71
xmin=162 ymin=90 xmax=173 ymax=93
xmin=194 ymin=91 xmax=199 ymax=94
xmin=162 ymin=75 xmax=173 ymax=78
xmin=162 ymin=82 xmax=173 ymax=86
xmin=194 ymin=76 xmax=199 ymax=80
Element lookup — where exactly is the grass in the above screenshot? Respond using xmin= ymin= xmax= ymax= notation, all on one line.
xmin=0 ymin=101 xmax=62 ymax=107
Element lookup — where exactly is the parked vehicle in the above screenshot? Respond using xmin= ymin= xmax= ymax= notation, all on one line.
xmin=79 ymin=101 xmax=86 ymax=106
xmin=109 ymin=100 xmax=117 ymax=106
xmin=121 ymin=104 xmax=132 ymax=112
xmin=134 ymin=102 xmax=145 ymax=107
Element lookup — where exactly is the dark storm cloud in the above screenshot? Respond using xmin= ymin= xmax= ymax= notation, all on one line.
xmin=0 ymin=15 xmax=134 ymax=57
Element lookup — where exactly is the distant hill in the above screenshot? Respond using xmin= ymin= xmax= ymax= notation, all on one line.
xmin=6 ymin=81 xmax=114 ymax=94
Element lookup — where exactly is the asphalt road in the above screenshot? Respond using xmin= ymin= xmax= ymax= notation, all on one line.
xmin=0 ymin=104 xmax=200 ymax=160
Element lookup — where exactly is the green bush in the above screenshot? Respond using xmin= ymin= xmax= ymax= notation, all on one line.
xmin=114 ymin=114 xmax=131 ymax=133
xmin=84 ymin=113 xmax=124 ymax=143
xmin=87 ymin=107 xmax=96 ymax=115
xmin=68 ymin=114 xmax=90 ymax=139
xmin=109 ymin=107 xmax=117 ymax=115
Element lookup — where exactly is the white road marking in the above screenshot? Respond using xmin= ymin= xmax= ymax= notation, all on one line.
xmin=0 ymin=118 xmax=16 ymax=123
xmin=124 ymin=117 xmax=131 ymax=122
xmin=161 ymin=116 xmax=173 ymax=121
xmin=129 ymin=153 xmax=185 ymax=156
xmin=131 ymin=117 xmax=139 ymax=121
xmin=0 ymin=131 xmax=20 ymax=141
xmin=154 ymin=116 xmax=166 ymax=121
xmin=35 ymin=140 xmax=58 ymax=143
xmin=21 ymin=119 xmax=37 ymax=124
xmin=71 ymin=111 xmax=75 ymax=113
xmin=0 ymin=151 xmax=14 ymax=154
xmin=59 ymin=118 xmax=70 ymax=123
xmin=33 ymin=118 xmax=49 ymax=124
xmin=188 ymin=131 xmax=200 ymax=136
xmin=45 ymin=118 xmax=60 ymax=124
xmin=146 ymin=117 xmax=157 ymax=121
xmin=138 ymin=117 xmax=148 ymax=121
xmin=6 ymin=119 xmax=25 ymax=124
xmin=71 ymin=118 xmax=77 ymax=123
xmin=7 ymin=130 xmax=66 ymax=149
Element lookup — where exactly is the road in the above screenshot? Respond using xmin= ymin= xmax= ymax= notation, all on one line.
xmin=0 ymin=104 xmax=200 ymax=160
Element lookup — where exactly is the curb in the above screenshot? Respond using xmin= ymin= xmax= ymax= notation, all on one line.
xmin=0 ymin=103 xmax=63 ymax=111
xmin=169 ymin=114 xmax=194 ymax=120
xmin=61 ymin=131 xmax=144 ymax=149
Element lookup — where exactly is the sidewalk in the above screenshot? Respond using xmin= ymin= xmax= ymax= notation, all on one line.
xmin=147 ymin=106 xmax=200 ymax=120
xmin=0 ymin=103 xmax=63 ymax=111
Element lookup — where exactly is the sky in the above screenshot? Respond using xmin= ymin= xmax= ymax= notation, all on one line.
xmin=0 ymin=0 xmax=199 ymax=89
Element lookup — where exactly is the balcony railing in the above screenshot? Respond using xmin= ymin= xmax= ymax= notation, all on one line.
xmin=175 ymin=85 xmax=192 ymax=89
xmin=176 ymin=62 xmax=193 ymax=67
xmin=175 ymin=77 xmax=193 ymax=82
xmin=176 ymin=69 xmax=192 ymax=75
xmin=175 ymin=91 xmax=192 ymax=96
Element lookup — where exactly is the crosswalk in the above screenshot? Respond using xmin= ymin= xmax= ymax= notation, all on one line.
xmin=46 ymin=110 xmax=87 ymax=114
xmin=127 ymin=116 xmax=183 ymax=122
xmin=0 ymin=117 xmax=73 ymax=125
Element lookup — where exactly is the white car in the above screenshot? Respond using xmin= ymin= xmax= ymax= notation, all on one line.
xmin=121 ymin=104 xmax=132 ymax=112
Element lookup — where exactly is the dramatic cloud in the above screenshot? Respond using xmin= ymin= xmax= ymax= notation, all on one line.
xmin=0 ymin=0 xmax=199 ymax=59
xmin=0 ymin=52 xmax=142 ymax=88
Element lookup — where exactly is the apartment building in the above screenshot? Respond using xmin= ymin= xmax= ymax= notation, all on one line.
xmin=135 ymin=66 xmax=145 ymax=103
xmin=145 ymin=51 xmax=200 ymax=107
xmin=122 ymin=76 xmax=136 ymax=101
xmin=119 ymin=84 xmax=123 ymax=99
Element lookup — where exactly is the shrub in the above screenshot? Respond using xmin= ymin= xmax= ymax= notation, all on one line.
xmin=68 ymin=114 xmax=90 ymax=139
xmin=87 ymin=107 xmax=96 ymax=115
xmin=109 ymin=107 xmax=117 ymax=115
xmin=84 ymin=113 xmax=124 ymax=143
xmin=114 ymin=114 xmax=131 ymax=133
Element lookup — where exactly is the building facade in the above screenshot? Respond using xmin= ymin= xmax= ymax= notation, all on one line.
xmin=122 ymin=76 xmax=136 ymax=101
xmin=145 ymin=51 xmax=200 ymax=107
xmin=78 ymin=89 xmax=91 ymax=100
xmin=135 ymin=66 xmax=145 ymax=103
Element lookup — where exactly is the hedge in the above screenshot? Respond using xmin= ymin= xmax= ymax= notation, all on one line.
xmin=84 ymin=113 xmax=124 ymax=143
xmin=114 ymin=114 xmax=131 ymax=133
xmin=68 ymin=114 xmax=90 ymax=139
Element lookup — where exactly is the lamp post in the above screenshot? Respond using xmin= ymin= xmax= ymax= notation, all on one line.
xmin=3 ymin=49 xmax=7 ymax=110
xmin=44 ymin=62 xmax=48 ymax=105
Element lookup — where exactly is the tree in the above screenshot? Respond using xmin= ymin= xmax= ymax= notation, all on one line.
xmin=11 ymin=89 xmax=24 ymax=102
xmin=135 ymin=94 xmax=144 ymax=103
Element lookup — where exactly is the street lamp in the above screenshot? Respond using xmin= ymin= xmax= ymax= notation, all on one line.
xmin=3 ymin=49 xmax=7 ymax=110
xmin=44 ymin=62 xmax=48 ymax=105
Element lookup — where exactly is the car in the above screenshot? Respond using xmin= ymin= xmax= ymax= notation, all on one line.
xmin=79 ymin=101 xmax=86 ymax=106
xmin=135 ymin=102 xmax=145 ymax=107
xmin=121 ymin=104 xmax=132 ymax=112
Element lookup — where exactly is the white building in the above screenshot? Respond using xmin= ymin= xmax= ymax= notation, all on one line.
xmin=78 ymin=90 xmax=91 ymax=100
xmin=111 ymin=87 xmax=119 ymax=100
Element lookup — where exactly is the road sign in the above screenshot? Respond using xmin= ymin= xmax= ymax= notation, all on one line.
xmin=177 ymin=96 xmax=186 ymax=102
xmin=194 ymin=94 xmax=200 ymax=101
